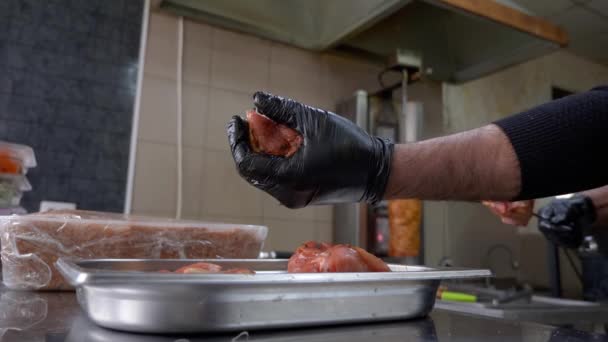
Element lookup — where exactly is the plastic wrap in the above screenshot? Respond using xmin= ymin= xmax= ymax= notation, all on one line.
xmin=0 ymin=210 xmax=268 ymax=290
xmin=0 ymin=141 xmax=37 ymax=174
xmin=0 ymin=174 xmax=31 ymax=207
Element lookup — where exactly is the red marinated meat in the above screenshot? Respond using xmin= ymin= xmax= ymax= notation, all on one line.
xmin=287 ymin=241 xmax=391 ymax=273
xmin=247 ymin=110 xmax=303 ymax=157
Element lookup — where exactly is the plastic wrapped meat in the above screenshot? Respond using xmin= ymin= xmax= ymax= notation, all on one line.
xmin=246 ymin=110 xmax=303 ymax=157
xmin=287 ymin=241 xmax=391 ymax=273
xmin=0 ymin=210 xmax=266 ymax=290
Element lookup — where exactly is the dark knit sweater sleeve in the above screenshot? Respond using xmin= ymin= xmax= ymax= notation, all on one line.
xmin=494 ymin=86 xmax=608 ymax=200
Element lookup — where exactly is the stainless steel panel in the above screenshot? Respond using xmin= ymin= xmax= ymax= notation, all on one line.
xmin=333 ymin=202 xmax=367 ymax=248
xmin=56 ymin=258 xmax=490 ymax=333
xmin=334 ymin=90 xmax=369 ymax=248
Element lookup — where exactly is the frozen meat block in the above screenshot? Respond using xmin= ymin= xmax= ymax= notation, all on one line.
xmin=0 ymin=210 xmax=267 ymax=290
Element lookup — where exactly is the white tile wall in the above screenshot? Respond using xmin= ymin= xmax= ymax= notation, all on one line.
xmin=268 ymin=43 xmax=325 ymax=108
xmin=138 ymin=74 xmax=177 ymax=144
xmin=145 ymin=12 xmax=178 ymax=79
xmin=201 ymin=149 xmax=263 ymax=218
xmin=134 ymin=14 xmax=385 ymax=250
xmin=182 ymin=147 xmax=204 ymax=219
xmin=183 ymin=21 xmax=212 ymax=85
xmin=210 ymin=28 xmax=270 ymax=94
xmin=183 ymin=82 xmax=208 ymax=148
xmin=132 ymin=141 xmax=177 ymax=217
xmin=210 ymin=51 xmax=270 ymax=94
xmin=205 ymin=88 xmax=251 ymax=152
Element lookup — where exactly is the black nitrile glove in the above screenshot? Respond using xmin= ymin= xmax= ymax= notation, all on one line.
xmin=538 ymin=194 xmax=597 ymax=249
xmin=227 ymin=92 xmax=394 ymax=209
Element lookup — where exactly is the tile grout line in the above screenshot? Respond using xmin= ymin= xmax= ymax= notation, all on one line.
xmin=200 ymin=25 xmax=216 ymax=220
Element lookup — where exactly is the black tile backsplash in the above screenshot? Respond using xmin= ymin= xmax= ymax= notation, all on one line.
xmin=0 ymin=0 xmax=143 ymax=212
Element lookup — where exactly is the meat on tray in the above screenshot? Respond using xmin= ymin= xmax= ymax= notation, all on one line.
xmin=247 ymin=110 xmax=303 ymax=157
xmin=159 ymin=262 xmax=255 ymax=275
xmin=159 ymin=242 xmax=389 ymax=274
xmin=287 ymin=241 xmax=391 ymax=273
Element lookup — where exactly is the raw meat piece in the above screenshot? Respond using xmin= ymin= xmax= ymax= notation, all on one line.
xmin=174 ymin=262 xmax=223 ymax=274
xmin=221 ymin=268 xmax=255 ymax=275
xmin=287 ymin=241 xmax=391 ymax=273
xmin=246 ymin=110 xmax=303 ymax=157
xmin=351 ymin=246 xmax=392 ymax=272
xmin=286 ymin=241 xmax=331 ymax=273
xmin=162 ymin=262 xmax=255 ymax=275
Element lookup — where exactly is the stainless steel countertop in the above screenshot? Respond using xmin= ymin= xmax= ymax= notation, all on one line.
xmin=1 ymin=284 xmax=607 ymax=342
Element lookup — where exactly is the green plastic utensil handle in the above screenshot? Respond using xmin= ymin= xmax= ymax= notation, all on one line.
xmin=440 ymin=291 xmax=477 ymax=302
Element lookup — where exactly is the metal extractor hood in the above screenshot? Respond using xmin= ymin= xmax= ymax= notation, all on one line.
xmin=160 ymin=0 xmax=568 ymax=83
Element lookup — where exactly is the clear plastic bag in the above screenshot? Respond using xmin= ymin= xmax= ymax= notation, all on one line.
xmin=0 ymin=141 xmax=37 ymax=174
xmin=0 ymin=174 xmax=31 ymax=207
xmin=0 ymin=210 xmax=267 ymax=290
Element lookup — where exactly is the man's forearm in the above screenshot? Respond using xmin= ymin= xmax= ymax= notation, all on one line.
xmin=385 ymin=85 xmax=608 ymax=202
xmin=385 ymin=124 xmax=520 ymax=200
xmin=582 ymin=185 xmax=608 ymax=227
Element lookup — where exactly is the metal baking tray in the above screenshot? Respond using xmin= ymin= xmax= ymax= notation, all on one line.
xmin=56 ymin=258 xmax=491 ymax=333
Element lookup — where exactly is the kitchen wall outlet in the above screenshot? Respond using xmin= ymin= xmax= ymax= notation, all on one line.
xmin=39 ymin=201 xmax=76 ymax=212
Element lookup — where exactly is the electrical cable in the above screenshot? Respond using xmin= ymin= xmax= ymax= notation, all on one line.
xmin=532 ymin=212 xmax=584 ymax=285
xmin=563 ymin=248 xmax=584 ymax=285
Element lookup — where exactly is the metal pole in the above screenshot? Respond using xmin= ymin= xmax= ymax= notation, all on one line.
xmin=547 ymin=241 xmax=562 ymax=297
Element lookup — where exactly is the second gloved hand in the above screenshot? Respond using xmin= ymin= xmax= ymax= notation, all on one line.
xmin=227 ymin=92 xmax=393 ymax=209
xmin=538 ymin=194 xmax=597 ymax=249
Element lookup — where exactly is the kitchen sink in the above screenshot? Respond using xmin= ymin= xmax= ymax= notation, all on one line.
xmin=435 ymin=283 xmax=608 ymax=332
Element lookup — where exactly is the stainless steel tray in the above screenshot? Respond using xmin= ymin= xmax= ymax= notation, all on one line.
xmin=56 ymin=258 xmax=491 ymax=333
xmin=66 ymin=315 xmax=439 ymax=342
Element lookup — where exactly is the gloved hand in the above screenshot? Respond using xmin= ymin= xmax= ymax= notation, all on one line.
xmin=538 ymin=194 xmax=597 ymax=249
xmin=227 ymin=92 xmax=394 ymax=209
